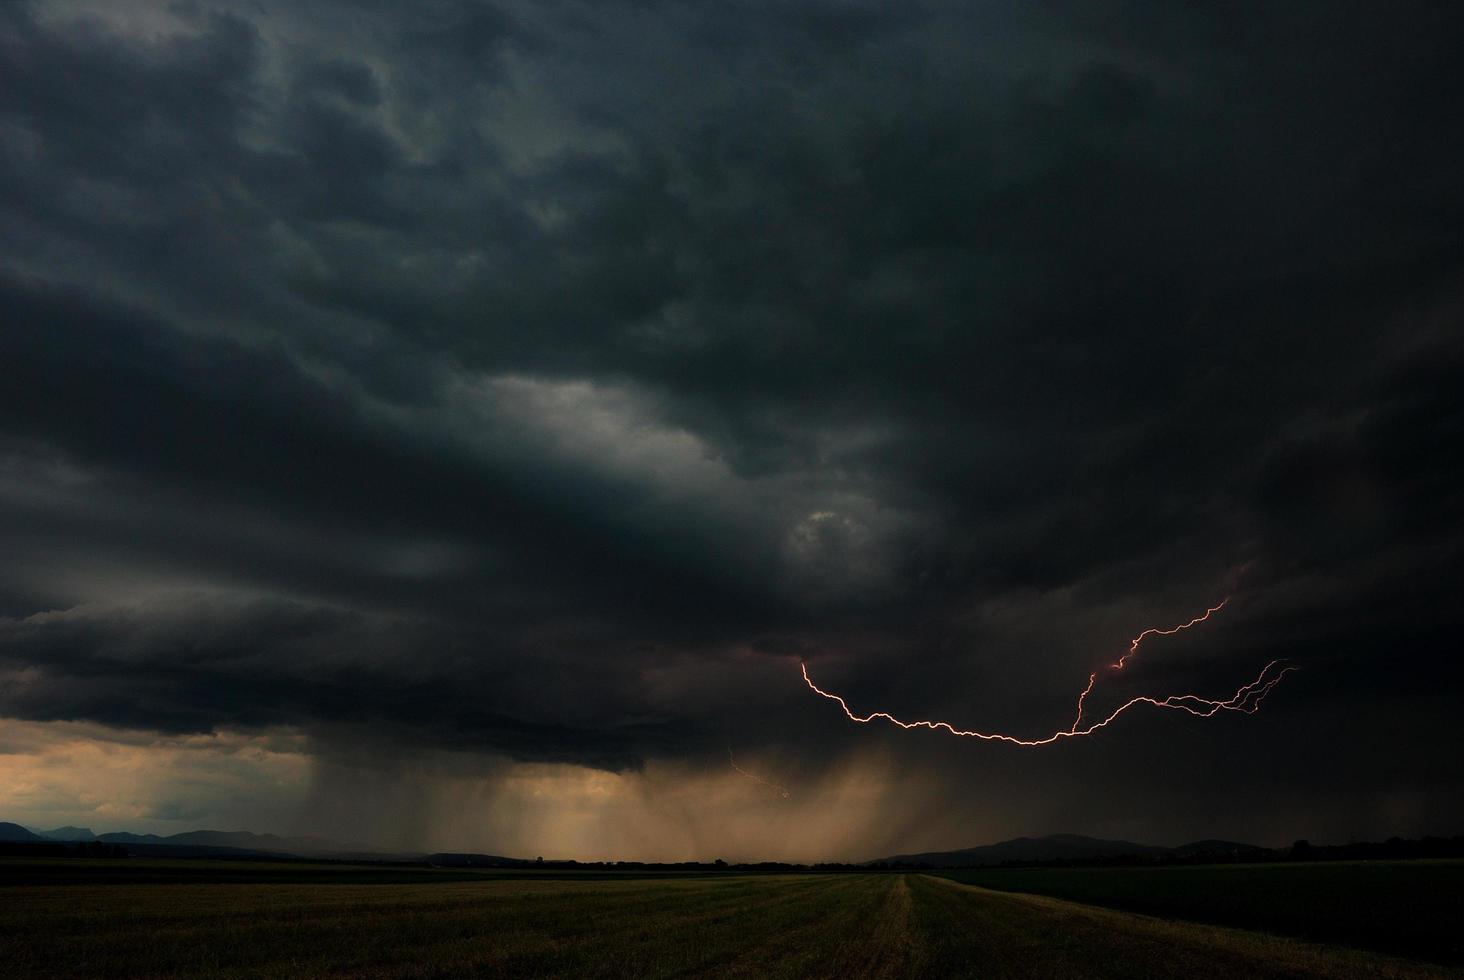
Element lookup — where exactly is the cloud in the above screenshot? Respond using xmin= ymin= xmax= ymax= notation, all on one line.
xmin=0 ymin=0 xmax=1461 ymax=850
xmin=0 ymin=593 xmax=692 ymax=771
xmin=0 ymin=717 xmax=310 ymax=833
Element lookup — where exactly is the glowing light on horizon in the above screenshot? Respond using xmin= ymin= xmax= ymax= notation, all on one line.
xmin=728 ymin=747 xmax=792 ymax=798
xmin=802 ymin=598 xmax=1294 ymax=746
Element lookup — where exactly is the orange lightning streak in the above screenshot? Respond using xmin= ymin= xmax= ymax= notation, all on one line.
xmin=802 ymin=659 xmax=1293 ymax=746
xmin=1073 ymin=597 xmax=1231 ymax=729
xmin=1111 ymin=598 xmax=1230 ymax=671
xmin=802 ymin=598 xmax=1294 ymax=746
xmin=1070 ymin=672 xmax=1098 ymax=733
xmin=729 ymin=748 xmax=792 ymax=798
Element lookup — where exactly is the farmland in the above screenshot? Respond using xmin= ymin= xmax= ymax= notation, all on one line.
xmin=0 ymin=859 xmax=1456 ymax=978
xmin=936 ymin=860 xmax=1464 ymax=965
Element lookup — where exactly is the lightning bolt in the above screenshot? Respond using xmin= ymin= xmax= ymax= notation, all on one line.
xmin=1074 ymin=597 xmax=1230 ymax=729
xmin=802 ymin=598 xmax=1295 ymax=746
xmin=1070 ymin=671 xmax=1098 ymax=733
xmin=729 ymin=747 xmax=792 ymax=798
xmin=1111 ymin=598 xmax=1229 ymax=671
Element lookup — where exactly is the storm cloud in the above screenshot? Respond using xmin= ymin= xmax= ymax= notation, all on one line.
xmin=1 ymin=0 xmax=1462 ymax=855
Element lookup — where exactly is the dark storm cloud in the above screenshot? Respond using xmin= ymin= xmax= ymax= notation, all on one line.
xmin=0 ymin=276 xmax=801 ymax=624
xmin=0 ymin=593 xmax=680 ymax=770
xmin=2 ymin=0 xmax=1463 ymax=839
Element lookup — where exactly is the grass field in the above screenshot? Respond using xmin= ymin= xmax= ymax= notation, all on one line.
xmin=936 ymin=860 xmax=1464 ymax=966
xmin=1 ymin=859 xmax=1457 ymax=978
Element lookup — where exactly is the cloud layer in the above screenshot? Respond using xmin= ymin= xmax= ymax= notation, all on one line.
xmin=2 ymin=0 xmax=1462 ymax=853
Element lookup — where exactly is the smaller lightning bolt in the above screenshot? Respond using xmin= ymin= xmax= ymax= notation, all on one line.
xmin=1070 ymin=672 xmax=1098 ymax=733
xmin=728 ymin=747 xmax=791 ymax=799
xmin=1111 ymin=598 xmax=1229 ymax=671
xmin=1073 ymin=597 xmax=1231 ymax=729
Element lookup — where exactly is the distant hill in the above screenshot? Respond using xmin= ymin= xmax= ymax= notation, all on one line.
xmin=95 ymin=830 xmax=376 ymax=856
xmin=0 ymin=822 xmax=44 ymax=842
xmin=38 ymin=826 xmax=97 ymax=842
xmin=1172 ymin=839 xmax=1268 ymax=859
xmin=116 ymin=842 xmax=299 ymax=860
xmin=0 ymin=821 xmax=400 ymax=859
xmin=871 ymin=833 xmax=1262 ymax=867
xmin=426 ymin=852 xmax=531 ymax=868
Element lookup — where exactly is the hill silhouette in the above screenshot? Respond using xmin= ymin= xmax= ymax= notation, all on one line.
xmin=95 ymin=829 xmax=376 ymax=856
xmin=0 ymin=822 xmax=44 ymax=842
xmin=38 ymin=826 xmax=97 ymax=841
xmin=872 ymin=833 xmax=1263 ymax=867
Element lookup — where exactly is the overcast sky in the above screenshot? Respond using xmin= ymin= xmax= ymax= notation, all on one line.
xmin=2 ymin=0 xmax=1462 ymax=860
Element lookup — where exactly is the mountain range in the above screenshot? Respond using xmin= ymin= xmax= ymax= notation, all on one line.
xmin=89 ymin=829 xmax=379 ymax=856
xmin=0 ymin=821 xmax=386 ymax=858
xmin=871 ymin=833 xmax=1265 ymax=867
xmin=3 ymin=821 xmax=1265 ymax=867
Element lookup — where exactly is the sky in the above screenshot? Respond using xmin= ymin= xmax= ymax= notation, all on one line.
xmin=1 ymin=0 xmax=1462 ymax=862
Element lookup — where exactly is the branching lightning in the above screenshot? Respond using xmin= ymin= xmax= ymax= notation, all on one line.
xmin=1074 ymin=597 xmax=1230 ymax=729
xmin=1111 ymin=598 xmax=1229 ymax=671
xmin=802 ymin=597 xmax=1294 ymax=746
xmin=728 ymin=747 xmax=791 ymax=798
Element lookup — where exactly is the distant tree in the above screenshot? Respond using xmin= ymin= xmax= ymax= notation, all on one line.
xmin=714 ymin=858 xmax=727 ymax=868
xmin=1291 ymin=840 xmax=1313 ymax=859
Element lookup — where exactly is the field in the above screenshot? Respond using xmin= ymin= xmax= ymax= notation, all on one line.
xmin=1 ymin=859 xmax=1457 ymax=978
xmin=937 ymin=860 xmax=1464 ymax=966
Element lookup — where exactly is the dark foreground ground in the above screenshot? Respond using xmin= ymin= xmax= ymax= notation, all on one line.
xmin=938 ymin=860 xmax=1464 ymax=966
xmin=1 ymin=859 xmax=1458 ymax=978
